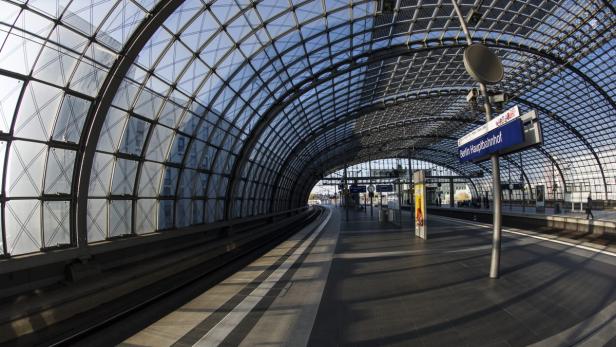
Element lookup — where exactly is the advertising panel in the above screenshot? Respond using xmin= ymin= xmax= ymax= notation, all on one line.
xmin=414 ymin=182 xmax=427 ymax=239
xmin=413 ymin=170 xmax=428 ymax=240
xmin=458 ymin=106 xmax=520 ymax=147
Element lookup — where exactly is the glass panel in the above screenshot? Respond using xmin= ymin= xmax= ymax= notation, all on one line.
xmin=111 ymin=158 xmax=138 ymax=195
xmin=97 ymin=107 xmax=128 ymax=152
xmin=7 ymin=141 xmax=46 ymax=197
xmin=139 ymin=161 xmax=163 ymax=197
xmin=53 ymin=95 xmax=91 ymax=143
xmin=43 ymin=200 xmax=71 ymax=248
xmin=6 ymin=200 xmax=41 ymax=255
xmin=44 ymin=148 xmax=76 ymax=194
xmin=175 ymin=199 xmax=191 ymax=228
xmin=145 ymin=125 xmax=174 ymax=162
xmin=87 ymin=199 xmax=107 ymax=243
xmin=158 ymin=200 xmax=174 ymax=229
xmin=0 ymin=75 xmax=23 ymax=133
xmin=89 ymin=152 xmax=114 ymax=196
xmin=14 ymin=82 xmax=63 ymax=141
xmin=119 ymin=117 xmax=149 ymax=155
xmin=192 ymin=200 xmax=204 ymax=224
xmin=109 ymin=200 xmax=132 ymax=237
xmin=136 ymin=199 xmax=157 ymax=234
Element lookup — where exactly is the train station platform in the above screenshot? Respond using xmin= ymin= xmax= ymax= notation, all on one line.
xmin=436 ymin=204 xmax=616 ymax=222
xmin=104 ymin=207 xmax=616 ymax=347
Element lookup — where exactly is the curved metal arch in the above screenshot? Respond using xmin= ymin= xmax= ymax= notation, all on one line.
xmin=290 ymin=148 xmax=480 ymax=208
xmin=196 ymin=7 xmax=381 ymax=194
xmin=269 ymin=86 xmax=606 ymax=210
xmin=122 ymin=2 xmax=614 ymax=217
xmin=491 ymin=155 xmax=535 ymax=201
xmin=535 ymin=146 xmax=568 ymax=196
xmin=228 ymin=37 xmax=614 ymax=146
xmin=294 ymin=156 xmax=476 ymax=209
xmin=274 ymin=126 xmax=461 ymax=187
xmin=225 ymin=39 xmax=615 ymax=217
xmin=294 ymin=138 xmax=461 ymax=186
xmin=286 ymin=129 xmax=572 ymax=208
xmin=213 ymin=9 xmax=615 ymax=135
xmin=266 ymin=112 xmax=479 ymax=212
xmin=223 ymin=43 xmax=475 ymax=218
xmin=74 ymin=1 xmax=185 ymax=252
xmin=302 ymin=141 xmax=464 ymax=176
xmin=157 ymin=4 xmax=493 ymax=219
xmin=273 ymin=78 xmax=607 ymax=212
xmin=249 ymin=55 xmax=612 ymax=175
xmin=277 ymin=89 xmax=476 ymax=160
xmin=513 ymin=97 xmax=607 ymax=200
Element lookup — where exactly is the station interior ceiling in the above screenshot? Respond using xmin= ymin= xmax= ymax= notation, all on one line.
xmin=0 ymin=0 xmax=614 ymax=257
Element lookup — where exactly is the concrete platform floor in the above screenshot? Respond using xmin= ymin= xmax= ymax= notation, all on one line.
xmin=120 ymin=207 xmax=616 ymax=347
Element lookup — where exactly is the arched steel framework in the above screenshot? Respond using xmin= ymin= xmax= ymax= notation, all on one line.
xmin=307 ymin=157 xmax=484 ymax=204
xmin=226 ymin=39 xmax=616 ymax=216
xmin=0 ymin=0 xmax=613 ymax=257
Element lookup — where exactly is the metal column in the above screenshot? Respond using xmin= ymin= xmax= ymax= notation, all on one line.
xmin=509 ymin=157 xmax=513 ymax=211
xmin=344 ymin=165 xmax=349 ymax=222
xmin=369 ymin=160 xmax=374 ymax=219
xmin=449 ymin=178 xmax=455 ymax=207
xmin=335 ymin=183 xmax=338 ymax=207
xmin=408 ymin=149 xmax=413 ymax=230
xmin=521 ymin=152 xmax=525 ymax=212
xmin=451 ymin=0 xmax=503 ymax=279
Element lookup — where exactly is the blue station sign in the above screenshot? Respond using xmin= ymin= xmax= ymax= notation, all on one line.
xmin=458 ymin=106 xmax=525 ymax=163
xmin=349 ymin=185 xmax=367 ymax=193
xmin=376 ymin=184 xmax=393 ymax=192
xmin=458 ymin=119 xmax=524 ymax=162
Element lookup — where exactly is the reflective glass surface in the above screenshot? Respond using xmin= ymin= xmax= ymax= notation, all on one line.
xmin=0 ymin=0 xmax=613 ymax=256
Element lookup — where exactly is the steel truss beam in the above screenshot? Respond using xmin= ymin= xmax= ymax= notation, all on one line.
xmin=292 ymin=149 xmax=482 ymax=207
xmin=514 ymin=98 xmax=606 ymax=200
xmin=288 ymin=128 xmax=559 ymax=207
xmin=226 ymin=40 xmax=615 ymax=217
xmin=74 ymin=1 xmax=185 ymax=255
xmin=275 ymin=88 xmax=598 ymax=208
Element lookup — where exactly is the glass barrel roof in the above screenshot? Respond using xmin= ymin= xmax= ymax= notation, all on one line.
xmin=0 ymin=0 xmax=614 ymax=257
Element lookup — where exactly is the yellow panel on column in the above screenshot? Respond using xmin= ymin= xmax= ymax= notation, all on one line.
xmin=413 ymin=170 xmax=427 ymax=239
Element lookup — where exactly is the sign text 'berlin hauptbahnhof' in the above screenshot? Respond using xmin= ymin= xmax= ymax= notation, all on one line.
xmin=458 ymin=106 xmax=525 ymax=162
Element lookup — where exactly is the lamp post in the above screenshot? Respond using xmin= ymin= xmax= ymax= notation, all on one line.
xmin=451 ymin=0 xmax=504 ymax=279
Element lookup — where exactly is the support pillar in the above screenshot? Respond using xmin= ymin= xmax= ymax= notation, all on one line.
xmin=344 ymin=165 xmax=349 ymax=222
xmin=451 ymin=0 xmax=503 ymax=279
xmin=449 ymin=178 xmax=455 ymax=207
xmin=408 ymin=150 xmax=414 ymax=230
